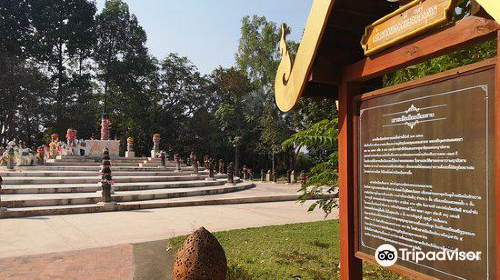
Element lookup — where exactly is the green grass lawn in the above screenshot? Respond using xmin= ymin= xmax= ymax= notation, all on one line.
xmin=170 ymin=220 xmax=409 ymax=280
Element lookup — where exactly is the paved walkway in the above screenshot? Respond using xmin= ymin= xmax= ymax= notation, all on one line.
xmin=0 ymin=200 xmax=336 ymax=259
xmin=0 ymin=245 xmax=134 ymax=280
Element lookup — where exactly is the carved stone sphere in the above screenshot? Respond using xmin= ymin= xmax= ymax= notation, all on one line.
xmin=173 ymin=227 xmax=227 ymax=280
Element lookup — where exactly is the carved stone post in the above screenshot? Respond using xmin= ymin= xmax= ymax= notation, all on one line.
xmin=174 ymin=154 xmax=181 ymax=172
xmin=190 ymin=152 xmax=198 ymax=175
xmin=266 ymin=170 xmax=271 ymax=181
xmin=218 ymin=159 xmax=225 ymax=174
xmin=100 ymin=149 xmax=113 ymax=203
xmin=291 ymin=170 xmax=296 ymax=183
xmin=0 ymin=176 xmax=5 ymax=212
xmin=37 ymin=146 xmax=45 ymax=165
xmin=101 ymin=114 xmax=110 ymax=140
xmin=190 ymin=152 xmax=197 ymax=174
xmin=160 ymin=151 xmax=166 ymax=168
xmin=227 ymin=162 xmax=234 ymax=184
xmin=66 ymin=128 xmax=78 ymax=156
xmin=125 ymin=137 xmax=135 ymax=158
xmin=204 ymin=156 xmax=210 ymax=169
xmin=208 ymin=160 xmax=216 ymax=180
xmin=193 ymin=161 xmax=199 ymax=175
xmin=151 ymin=134 xmax=161 ymax=158
xmin=242 ymin=165 xmax=248 ymax=180
xmin=5 ymin=142 xmax=15 ymax=170
xmin=300 ymin=171 xmax=307 ymax=184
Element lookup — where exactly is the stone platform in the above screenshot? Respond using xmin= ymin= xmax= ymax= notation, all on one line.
xmin=0 ymin=156 xmax=303 ymax=218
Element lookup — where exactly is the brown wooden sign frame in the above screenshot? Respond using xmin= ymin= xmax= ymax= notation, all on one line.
xmin=338 ymin=16 xmax=500 ymax=280
xmin=356 ymin=58 xmax=496 ymax=280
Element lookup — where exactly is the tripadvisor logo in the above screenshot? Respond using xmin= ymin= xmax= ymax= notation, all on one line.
xmin=375 ymin=244 xmax=482 ymax=267
xmin=375 ymin=244 xmax=398 ymax=267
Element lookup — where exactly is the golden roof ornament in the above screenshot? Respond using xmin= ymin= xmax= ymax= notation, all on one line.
xmin=274 ymin=0 xmax=334 ymax=112
xmin=277 ymin=23 xmax=292 ymax=88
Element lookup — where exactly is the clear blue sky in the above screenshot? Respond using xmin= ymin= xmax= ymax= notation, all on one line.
xmin=95 ymin=0 xmax=313 ymax=75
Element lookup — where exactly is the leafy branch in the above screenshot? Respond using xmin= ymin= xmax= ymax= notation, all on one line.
xmin=282 ymin=118 xmax=339 ymax=216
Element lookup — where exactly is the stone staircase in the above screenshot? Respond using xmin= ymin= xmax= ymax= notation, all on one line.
xmin=0 ymin=155 xmax=262 ymax=218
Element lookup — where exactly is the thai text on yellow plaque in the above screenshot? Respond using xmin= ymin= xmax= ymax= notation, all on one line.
xmin=361 ymin=0 xmax=458 ymax=56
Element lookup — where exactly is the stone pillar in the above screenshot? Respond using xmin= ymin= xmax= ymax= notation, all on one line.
xmin=160 ymin=151 xmax=166 ymax=168
xmin=174 ymin=154 xmax=181 ymax=172
xmin=48 ymin=134 xmax=59 ymax=159
xmin=101 ymin=114 xmax=110 ymax=140
xmin=190 ymin=152 xmax=198 ymax=175
xmin=204 ymin=156 xmax=210 ymax=169
xmin=37 ymin=146 xmax=45 ymax=165
xmin=125 ymin=137 xmax=135 ymax=158
xmin=151 ymin=134 xmax=161 ymax=158
xmin=266 ymin=170 xmax=271 ymax=181
xmin=300 ymin=171 xmax=307 ymax=184
xmin=66 ymin=128 xmax=78 ymax=156
xmin=227 ymin=162 xmax=234 ymax=184
xmin=193 ymin=161 xmax=199 ymax=175
xmin=6 ymin=146 xmax=15 ymax=170
xmin=100 ymin=149 xmax=113 ymax=203
xmin=291 ymin=170 xmax=296 ymax=183
xmin=242 ymin=165 xmax=248 ymax=180
xmin=261 ymin=169 xmax=265 ymax=181
xmin=218 ymin=159 xmax=225 ymax=174
xmin=0 ymin=176 xmax=5 ymax=212
xmin=208 ymin=160 xmax=216 ymax=180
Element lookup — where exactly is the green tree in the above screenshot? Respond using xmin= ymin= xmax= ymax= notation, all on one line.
xmin=0 ymin=57 xmax=51 ymax=146
xmin=0 ymin=0 xmax=33 ymax=58
xmin=29 ymin=0 xmax=97 ymax=133
xmin=236 ymin=15 xmax=284 ymax=89
xmin=95 ymin=0 xmax=147 ymax=113
xmin=283 ymin=119 xmax=338 ymax=215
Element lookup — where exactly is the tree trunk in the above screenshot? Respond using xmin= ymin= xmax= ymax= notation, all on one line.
xmin=56 ymin=40 xmax=64 ymax=132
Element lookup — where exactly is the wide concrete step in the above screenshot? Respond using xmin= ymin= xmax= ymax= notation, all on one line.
xmin=2 ymin=182 xmax=250 ymax=208
xmin=0 ymin=183 xmax=309 ymax=218
xmin=58 ymin=155 xmax=154 ymax=162
xmin=1 ymin=178 xmax=222 ymax=194
xmin=45 ymin=162 xmax=144 ymax=166
xmin=1 ymin=174 xmax=213 ymax=185
xmin=8 ymin=166 xmax=197 ymax=171
xmin=0 ymin=170 xmax=203 ymax=177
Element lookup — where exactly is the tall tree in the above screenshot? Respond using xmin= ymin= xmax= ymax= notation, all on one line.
xmin=29 ymin=0 xmax=97 ymax=134
xmin=0 ymin=0 xmax=33 ymax=58
xmin=95 ymin=0 xmax=147 ymax=113
xmin=236 ymin=15 xmax=284 ymax=90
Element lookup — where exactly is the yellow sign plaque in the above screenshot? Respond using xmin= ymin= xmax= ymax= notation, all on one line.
xmin=361 ymin=0 xmax=458 ymax=56
xmin=476 ymin=0 xmax=500 ymax=23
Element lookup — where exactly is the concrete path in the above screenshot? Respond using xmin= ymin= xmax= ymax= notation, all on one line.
xmin=0 ymin=244 xmax=134 ymax=280
xmin=0 ymin=200 xmax=337 ymax=259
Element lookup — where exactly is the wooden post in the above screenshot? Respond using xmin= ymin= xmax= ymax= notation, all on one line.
xmin=338 ymin=81 xmax=362 ymax=280
xmin=495 ymin=30 xmax=500 ymax=280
